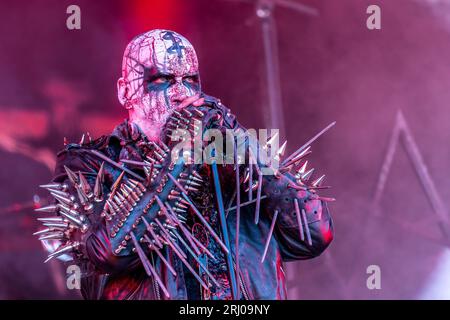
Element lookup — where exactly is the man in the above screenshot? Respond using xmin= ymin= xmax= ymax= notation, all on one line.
xmin=35 ymin=29 xmax=334 ymax=300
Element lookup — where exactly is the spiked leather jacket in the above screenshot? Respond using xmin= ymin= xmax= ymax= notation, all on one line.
xmin=36 ymin=95 xmax=334 ymax=300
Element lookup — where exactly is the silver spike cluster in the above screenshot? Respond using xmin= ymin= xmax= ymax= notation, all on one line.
xmin=166 ymin=108 xmax=204 ymax=140
xmin=106 ymin=176 xmax=147 ymax=252
xmin=39 ymin=109 xmax=335 ymax=297
xmin=238 ymin=122 xmax=336 ymax=262
xmin=34 ymin=166 xmax=107 ymax=262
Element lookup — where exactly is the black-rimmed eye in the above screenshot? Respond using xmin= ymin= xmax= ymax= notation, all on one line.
xmin=153 ymin=76 xmax=172 ymax=84
xmin=184 ymin=76 xmax=198 ymax=83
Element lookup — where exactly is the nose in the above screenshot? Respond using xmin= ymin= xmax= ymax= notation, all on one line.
xmin=171 ymin=78 xmax=190 ymax=104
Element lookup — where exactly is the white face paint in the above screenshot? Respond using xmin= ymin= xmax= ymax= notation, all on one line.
xmin=119 ymin=29 xmax=201 ymax=138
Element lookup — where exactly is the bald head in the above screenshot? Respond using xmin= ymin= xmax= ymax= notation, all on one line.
xmin=117 ymin=29 xmax=201 ymax=139
xmin=121 ymin=29 xmax=199 ymax=82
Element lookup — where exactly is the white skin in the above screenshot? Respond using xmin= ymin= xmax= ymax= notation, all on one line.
xmin=117 ymin=29 xmax=204 ymax=141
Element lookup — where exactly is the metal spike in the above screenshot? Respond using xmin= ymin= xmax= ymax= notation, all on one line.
xmin=121 ymin=186 xmax=137 ymax=206
xmin=111 ymin=171 xmax=125 ymax=196
xmin=234 ymin=137 xmax=241 ymax=299
xmin=127 ymin=181 xmax=144 ymax=197
xmin=317 ymin=196 xmax=336 ymax=202
xmin=249 ymin=149 xmax=263 ymax=225
xmin=45 ymin=241 xmax=80 ymax=263
xmin=142 ymin=217 xmax=164 ymax=249
xmin=78 ymin=171 xmax=93 ymax=198
xmin=182 ymin=109 xmax=192 ymax=117
xmin=244 ymin=180 xmax=259 ymax=193
xmin=79 ymin=133 xmax=86 ymax=145
xmin=121 ymin=159 xmax=154 ymax=167
xmin=59 ymin=211 xmax=85 ymax=228
xmin=107 ymin=199 xmax=119 ymax=214
xmin=35 ymin=204 xmax=59 ymax=213
xmin=89 ymin=150 xmax=145 ymax=182
xmin=172 ymin=230 xmax=221 ymax=288
xmin=123 ymin=184 xmax=140 ymax=202
xmin=130 ymin=232 xmax=170 ymax=298
xmin=37 ymin=217 xmax=64 ymax=223
xmin=40 ymin=183 xmax=68 ymax=192
xmin=153 ymin=218 xmax=187 ymax=259
xmin=248 ymin=164 xmax=253 ymax=201
xmin=294 ymin=199 xmax=305 ymax=242
xmin=301 ymin=168 xmax=315 ymax=181
xmin=163 ymin=202 xmax=203 ymax=257
xmin=255 ymin=172 xmax=263 ymax=224
xmin=119 ymin=197 xmax=133 ymax=212
xmin=243 ymin=170 xmax=250 ymax=184
xmin=116 ymin=191 xmax=126 ymax=203
xmin=39 ymin=233 xmax=65 ymax=241
xmin=47 ymin=188 xmax=71 ymax=199
xmin=273 ymin=141 xmax=287 ymax=161
xmin=159 ymin=141 xmax=170 ymax=153
xmin=185 ymin=185 xmax=199 ymax=193
xmin=301 ymin=209 xmax=313 ymax=246
xmin=186 ymin=180 xmax=202 ymax=188
xmin=50 ymin=192 xmax=74 ymax=207
xmin=288 ymin=182 xmax=307 ymax=191
xmin=86 ymin=132 xmax=92 ymax=143
xmin=129 ymin=178 xmax=146 ymax=192
xmin=150 ymin=230 xmax=209 ymax=291
xmin=281 ymin=147 xmax=312 ymax=169
xmin=175 ymin=202 xmax=188 ymax=210
xmin=193 ymin=109 xmax=204 ymax=117
xmin=172 ymin=110 xmax=182 ymax=118
xmin=226 ymin=195 xmax=268 ymax=213
xmin=58 ymin=201 xmax=81 ymax=216
xmin=64 ymin=166 xmax=78 ymax=185
xmin=63 ymin=137 xmax=68 ymax=146
xmin=100 ymin=201 xmax=111 ymax=219
xmin=94 ymin=162 xmax=105 ymax=202
xmin=33 ymin=228 xmax=55 ymax=236
xmin=295 ymin=161 xmax=308 ymax=178
xmin=263 ymin=132 xmax=279 ymax=150
xmin=282 ymin=121 xmax=336 ymax=166
xmin=311 ymin=175 xmax=325 ymax=187
xmin=143 ymin=234 xmax=177 ymax=276
xmin=42 ymin=222 xmax=69 ymax=228
xmin=191 ymin=171 xmax=203 ymax=181
xmin=291 ymin=145 xmax=312 ymax=162
xmin=261 ymin=210 xmax=279 ymax=263
xmin=173 ymin=207 xmax=187 ymax=213
xmin=167 ymin=194 xmax=181 ymax=202
xmin=76 ymin=187 xmax=89 ymax=206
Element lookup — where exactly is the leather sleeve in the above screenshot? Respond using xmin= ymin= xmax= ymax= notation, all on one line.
xmin=49 ymin=145 xmax=140 ymax=275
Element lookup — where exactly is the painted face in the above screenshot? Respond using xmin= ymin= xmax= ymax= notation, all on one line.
xmin=121 ymin=29 xmax=201 ymax=129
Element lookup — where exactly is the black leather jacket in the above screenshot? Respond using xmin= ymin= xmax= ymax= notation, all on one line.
xmin=48 ymin=96 xmax=334 ymax=300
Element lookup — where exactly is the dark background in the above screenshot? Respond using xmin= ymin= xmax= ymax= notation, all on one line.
xmin=0 ymin=0 xmax=449 ymax=299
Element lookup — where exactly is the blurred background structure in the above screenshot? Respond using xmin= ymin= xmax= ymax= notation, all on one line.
xmin=0 ymin=0 xmax=450 ymax=299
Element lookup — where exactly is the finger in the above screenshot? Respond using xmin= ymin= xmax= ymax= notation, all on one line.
xmin=178 ymin=94 xmax=200 ymax=109
xmin=192 ymin=97 xmax=204 ymax=107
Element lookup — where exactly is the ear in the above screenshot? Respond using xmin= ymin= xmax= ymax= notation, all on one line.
xmin=117 ymin=77 xmax=129 ymax=107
